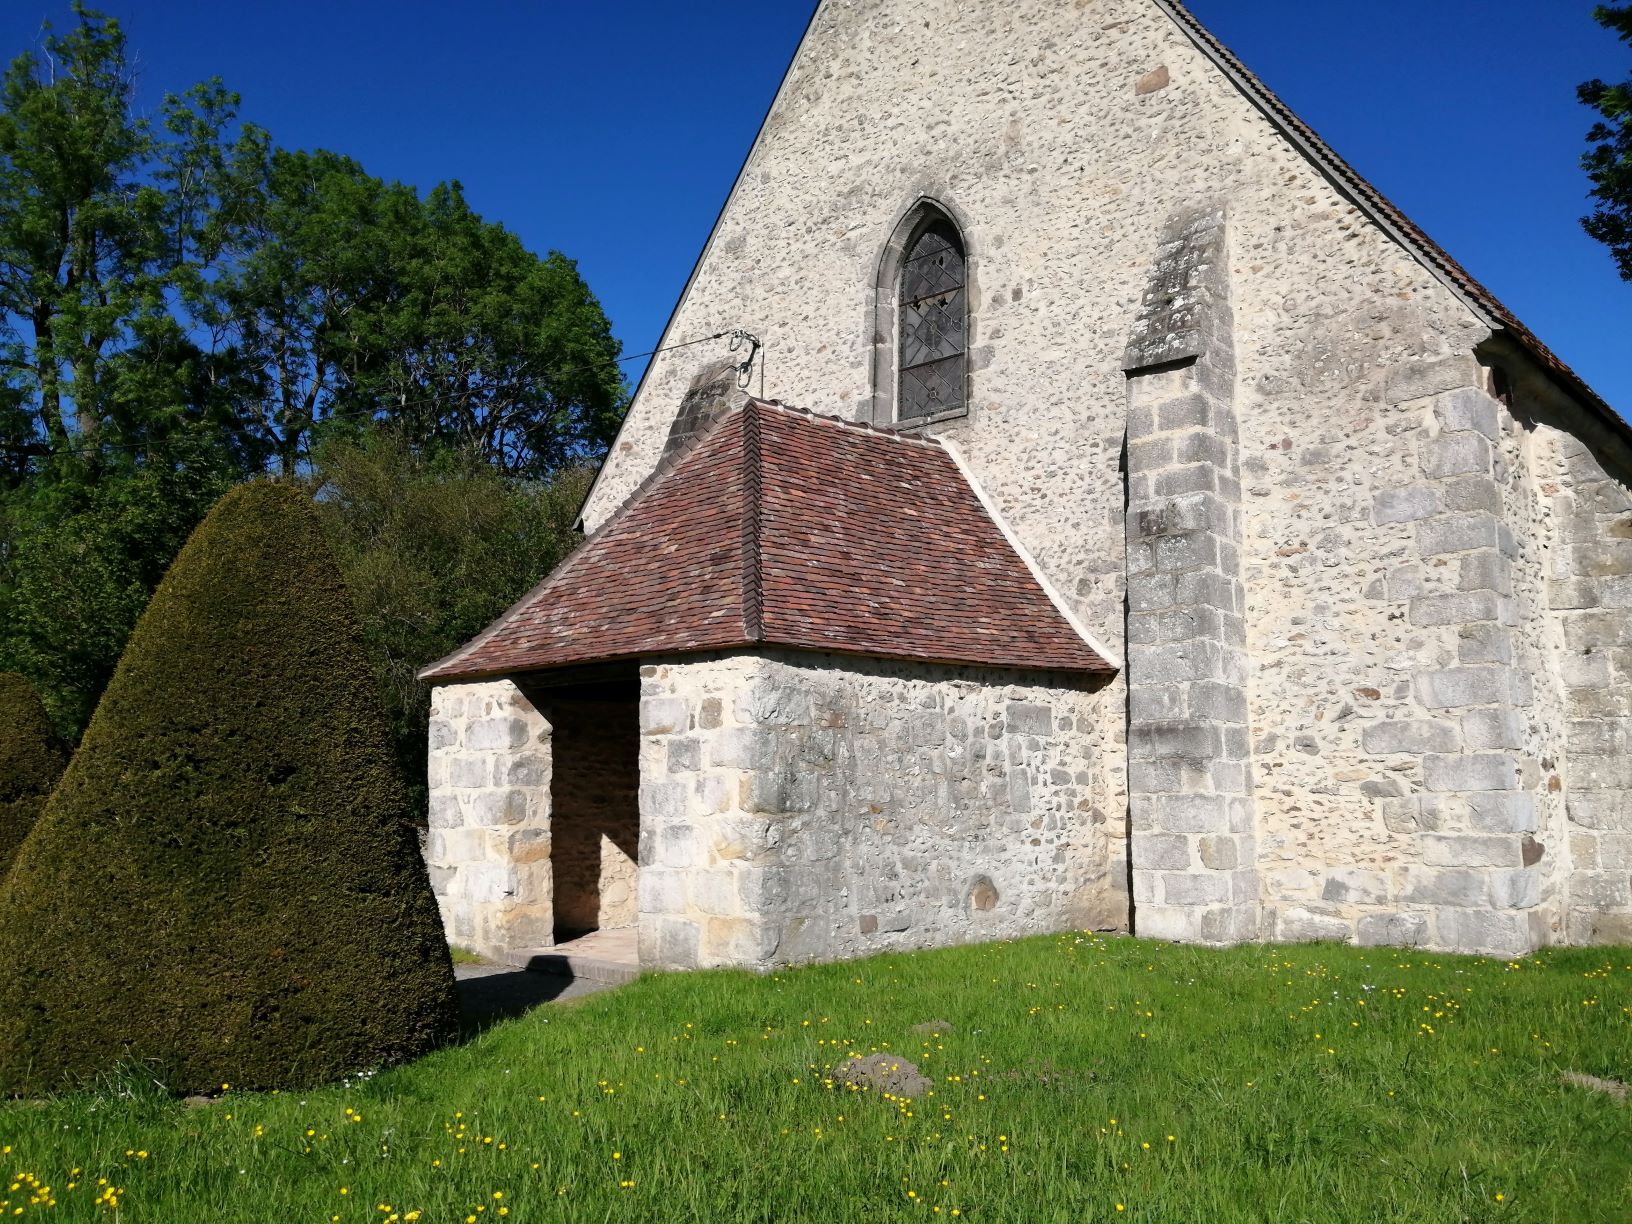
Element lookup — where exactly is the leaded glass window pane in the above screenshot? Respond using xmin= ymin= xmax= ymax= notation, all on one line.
xmin=898 ymin=220 xmax=966 ymax=420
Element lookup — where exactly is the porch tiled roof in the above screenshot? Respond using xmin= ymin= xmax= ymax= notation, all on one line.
xmin=421 ymin=400 xmax=1114 ymax=682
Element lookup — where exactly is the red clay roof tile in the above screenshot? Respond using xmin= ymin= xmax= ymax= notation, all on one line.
xmin=421 ymin=401 xmax=1113 ymax=681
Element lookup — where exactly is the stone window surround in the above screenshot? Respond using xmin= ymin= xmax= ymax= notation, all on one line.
xmin=869 ymin=194 xmax=977 ymax=430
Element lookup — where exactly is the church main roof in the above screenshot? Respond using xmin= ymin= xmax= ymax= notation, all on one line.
xmin=1153 ymin=0 xmax=1615 ymax=429
xmin=421 ymin=400 xmax=1115 ymax=682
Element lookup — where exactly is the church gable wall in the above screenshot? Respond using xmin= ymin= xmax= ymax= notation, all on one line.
xmin=578 ymin=5 xmax=1494 ymax=943
xmin=582 ymin=0 xmax=1487 ymax=654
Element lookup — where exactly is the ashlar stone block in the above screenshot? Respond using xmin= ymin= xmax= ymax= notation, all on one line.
xmin=472 ymin=789 xmax=531 ymax=826
xmin=1466 ymin=792 xmax=1539 ymax=835
xmin=1197 ymin=835 xmax=1240 ymax=871
xmin=640 ymin=697 xmax=689 ymax=735
xmin=1362 ymin=719 xmax=1460 ymax=755
xmin=1432 ymin=908 xmax=1544 ymax=957
xmin=1457 ymin=624 xmax=1514 ymax=666
xmin=1573 ymin=871 xmax=1632 ymax=909
xmin=1461 ymin=709 xmax=1523 ymax=751
xmin=1274 ymin=906 xmax=1351 ymax=942
xmin=1423 ymin=753 xmax=1518 ymax=793
xmin=1417 ymin=514 xmax=1499 ymax=558
xmin=1129 ymin=719 xmax=1223 ymax=761
xmin=1415 ymin=666 xmax=1515 ymax=710
xmin=1433 ymin=388 xmax=1500 ymax=440
xmin=1410 ymin=591 xmax=1505 ymax=628
xmin=1321 ymin=868 xmax=1389 ymax=906
xmin=1419 ymin=433 xmax=1493 ymax=479
xmin=1153 ymin=793 xmax=1233 ymax=835
xmin=1133 ymin=832 xmax=1191 ymax=871
xmin=1400 ymin=866 xmax=1490 ymax=908
xmin=1137 ymin=904 xmax=1213 ymax=943
xmin=1162 ymin=872 xmax=1231 ymax=906
xmin=1004 ymin=701 xmax=1054 ymax=737
xmin=1421 ymin=834 xmax=1521 ymax=868
xmin=1356 ymin=912 xmax=1429 ymax=947
xmin=465 ymin=717 xmax=532 ymax=752
xmin=1373 ymin=485 xmax=1439 ymax=525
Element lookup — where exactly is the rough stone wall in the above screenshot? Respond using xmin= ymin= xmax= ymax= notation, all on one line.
xmin=1495 ymin=387 xmax=1572 ymax=943
xmin=1245 ymin=376 xmax=1556 ymax=956
xmin=548 ymin=698 xmax=640 ymax=935
xmin=637 ymin=651 xmax=1119 ymax=970
xmin=1122 ymin=204 xmax=1259 ymax=944
xmin=1538 ymin=403 xmax=1632 ymax=945
xmin=426 ymin=680 xmax=553 ymax=961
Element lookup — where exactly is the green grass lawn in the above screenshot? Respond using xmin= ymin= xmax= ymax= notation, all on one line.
xmin=1 ymin=934 xmax=1629 ymax=1222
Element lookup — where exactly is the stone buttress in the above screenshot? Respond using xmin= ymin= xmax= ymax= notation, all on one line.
xmin=1121 ymin=205 xmax=1260 ymax=944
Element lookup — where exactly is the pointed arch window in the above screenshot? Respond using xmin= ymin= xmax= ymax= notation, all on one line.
xmin=897 ymin=219 xmax=966 ymax=421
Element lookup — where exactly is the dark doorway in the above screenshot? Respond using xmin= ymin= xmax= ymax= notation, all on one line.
xmin=542 ymin=683 xmax=641 ymax=941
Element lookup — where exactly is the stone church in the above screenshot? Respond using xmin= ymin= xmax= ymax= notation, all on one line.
xmin=420 ymin=0 xmax=1632 ymax=970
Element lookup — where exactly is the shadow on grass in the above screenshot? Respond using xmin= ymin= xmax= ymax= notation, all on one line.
xmin=455 ymin=967 xmax=580 ymax=1037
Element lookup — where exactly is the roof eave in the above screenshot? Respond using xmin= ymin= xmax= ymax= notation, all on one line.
xmin=423 ymin=637 xmax=1115 ymax=688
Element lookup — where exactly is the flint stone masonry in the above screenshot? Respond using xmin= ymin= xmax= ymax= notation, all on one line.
xmin=635 ymin=652 xmax=1119 ymax=971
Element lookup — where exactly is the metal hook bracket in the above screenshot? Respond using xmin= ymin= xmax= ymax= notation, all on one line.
xmin=728 ymin=329 xmax=761 ymax=392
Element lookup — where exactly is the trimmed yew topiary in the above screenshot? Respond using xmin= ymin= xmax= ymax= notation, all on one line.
xmin=0 ymin=481 xmax=459 ymax=1096
xmin=0 ymin=672 xmax=66 ymax=877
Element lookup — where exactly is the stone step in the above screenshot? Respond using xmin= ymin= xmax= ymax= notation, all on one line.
xmin=521 ymin=948 xmax=641 ymax=986
xmin=513 ymin=927 xmax=641 ymax=985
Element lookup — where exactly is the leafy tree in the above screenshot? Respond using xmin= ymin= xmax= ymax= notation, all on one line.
xmin=0 ymin=482 xmax=459 ymax=1095
xmin=1581 ymin=3 xmax=1632 ymax=279
xmin=0 ymin=6 xmax=625 ymax=741
xmin=0 ymin=5 xmax=251 ymax=473
xmin=0 ymin=6 xmax=261 ymax=735
xmin=203 ymin=151 xmax=624 ymax=474
xmin=0 ymin=444 xmax=238 ymax=735
xmin=0 ymin=4 xmax=147 ymax=457
xmin=310 ymin=431 xmax=591 ymax=817
xmin=0 ymin=672 xmax=65 ymax=876
xmin=0 ymin=5 xmax=624 ymax=483
xmin=344 ymin=181 xmax=625 ymax=474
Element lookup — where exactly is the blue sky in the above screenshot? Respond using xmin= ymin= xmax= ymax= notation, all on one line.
xmin=2 ymin=1 xmax=1627 ymax=413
